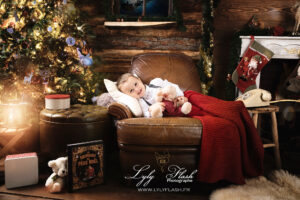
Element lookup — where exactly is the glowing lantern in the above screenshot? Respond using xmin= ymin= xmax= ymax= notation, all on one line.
xmin=0 ymin=102 xmax=28 ymax=128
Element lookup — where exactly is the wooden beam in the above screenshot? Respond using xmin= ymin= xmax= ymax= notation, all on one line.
xmin=94 ymin=49 xmax=200 ymax=60
xmin=93 ymin=24 xmax=201 ymax=38
xmin=104 ymin=21 xmax=177 ymax=27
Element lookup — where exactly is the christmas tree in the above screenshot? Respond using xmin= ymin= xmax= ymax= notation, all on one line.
xmin=0 ymin=0 xmax=104 ymax=105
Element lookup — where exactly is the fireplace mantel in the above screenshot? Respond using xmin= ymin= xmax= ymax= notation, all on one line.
xmin=240 ymin=36 xmax=300 ymax=59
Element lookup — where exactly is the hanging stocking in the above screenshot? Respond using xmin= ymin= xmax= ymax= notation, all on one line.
xmin=232 ymin=36 xmax=274 ymax=93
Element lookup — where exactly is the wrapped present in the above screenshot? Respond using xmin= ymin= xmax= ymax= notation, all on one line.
xmin=5 ymin=152 xmax=38 ymax=189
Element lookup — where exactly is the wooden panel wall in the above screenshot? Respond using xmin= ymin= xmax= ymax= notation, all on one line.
xmin=78 ymin=0 xmax=202 ymax=80
xmin=79 ymin=0 xmax=297 ymax=98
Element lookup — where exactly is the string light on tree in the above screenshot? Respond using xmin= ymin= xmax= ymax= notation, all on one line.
xmin=197 ymin=0 xmax=220 ymax=95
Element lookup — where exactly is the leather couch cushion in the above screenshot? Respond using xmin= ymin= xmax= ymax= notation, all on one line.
xmin=117 ymin=117 xmax=202 ymax=146
xmin=40 ymin=104 xmax=110 ymax=123
xmin=130 ymin=53 xmax=202 ymax=93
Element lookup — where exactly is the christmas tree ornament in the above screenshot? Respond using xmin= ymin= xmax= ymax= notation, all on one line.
xmin=14 ymin=11 xmax=19 ymax=22
xmin=35 ymin=42 xmax=42 ymax=50
xmin=0 ymin=0 xmax=104 ymax=105
xmin=232 ymin=36 xmax=274 ymax=93
xmin=66 ymin=36 xmax=75 ymax=46
xmin=7 ymin=28 xmax=14 ymax=34
xmin=47 ymin=26 xmax=53 ymax=32
xmin=24 ymin=71 xmax=34 ymax=84
xmin=0 ymin=4 xmax=5 ymax=15
xmin=31 ymin=71 xmax=42 ymax=85
xmin=1 ymin=17 xmax=16 ymax=28
xmin=77 ymin=48 xmax=93 ymax=66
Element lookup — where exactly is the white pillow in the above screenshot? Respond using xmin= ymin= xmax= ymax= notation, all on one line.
xmin=104 ymin=79 xmax=142 ymax=117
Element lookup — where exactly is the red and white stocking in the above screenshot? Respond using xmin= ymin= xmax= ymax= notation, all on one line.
xmin=232 ymin=36 xmax=274 ymax=93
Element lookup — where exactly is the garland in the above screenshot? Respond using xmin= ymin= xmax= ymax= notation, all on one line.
xmin=197 ymin=0 xmax=220 ymax=95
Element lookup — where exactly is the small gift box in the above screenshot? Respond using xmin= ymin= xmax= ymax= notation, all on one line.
xmin=5 ymin=152 xmax=38 ymax=189
xmin=45 ymin=94 xmax=70 ymax=110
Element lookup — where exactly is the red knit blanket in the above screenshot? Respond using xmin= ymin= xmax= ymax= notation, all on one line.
xmin=184 ymin=90 xmax=264 ymax=184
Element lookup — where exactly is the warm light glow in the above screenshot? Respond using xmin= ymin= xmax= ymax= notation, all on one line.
xmin=0 ymin=102 xmax=28 ymax=128
xmin=45 ymin=85 xmax=54 ymax=94
xmin=8 ymin=108 xmax=14 ymax=124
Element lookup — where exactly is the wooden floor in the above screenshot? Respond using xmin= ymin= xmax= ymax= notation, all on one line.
xmin=0 ymin=147 xmax=298 ymax=200
xmin=0 ymin=153 xmax=213 ymax=200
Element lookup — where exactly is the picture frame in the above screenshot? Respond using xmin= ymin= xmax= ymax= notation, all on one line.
xmin=67 ymin=140 xmax=105 ymax=192
xmin=110 ymin=0 xmax=174 ymax=20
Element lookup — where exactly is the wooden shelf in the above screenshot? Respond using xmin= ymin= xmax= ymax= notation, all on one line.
xmin=104 ymin=21 xmax=176 ymax=27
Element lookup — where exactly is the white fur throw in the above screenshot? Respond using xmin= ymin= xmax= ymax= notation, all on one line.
xmin=210 ymin=170 xmax=300 ymax=200
xmin=103 ymin=79 xmax=142 ymax=117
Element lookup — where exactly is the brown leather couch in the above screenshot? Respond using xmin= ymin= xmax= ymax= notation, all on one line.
xmin=108 ymin=53 xmax=203 ymax=185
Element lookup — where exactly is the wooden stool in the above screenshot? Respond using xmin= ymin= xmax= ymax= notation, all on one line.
xmin=248 ymin=105 xmax=281 ymax=169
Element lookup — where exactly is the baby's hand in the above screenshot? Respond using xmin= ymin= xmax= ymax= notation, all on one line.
xmin=157 ymin=102 xmax=165 ymax=111
xmin=149 ymin=102 xmax=165 ymax=112
xmin=174 ymin=96 xmax=188 ymax=107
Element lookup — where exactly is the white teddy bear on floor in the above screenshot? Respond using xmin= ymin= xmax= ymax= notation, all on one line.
xmin=45 ymin=157 xmax=68 ymax=193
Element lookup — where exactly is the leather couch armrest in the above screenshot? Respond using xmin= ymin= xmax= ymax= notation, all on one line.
xmin=108 ymin=102 xmax=133 ymax=120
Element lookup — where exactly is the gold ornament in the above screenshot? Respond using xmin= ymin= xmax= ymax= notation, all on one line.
xmin=33 ymin=28 xmax=43 ymax=40
xmin=56 ymin=58 xmax=63 ymax=63
xmin=35 ymin=42 xmax=42 ymax=50
xmin=15 ymin=17 xmax=26 ymax=31
xmin=50 ymin=22 xmax=61 ymax=38
xmin=32 ymin=8 xmax=45 ymax=20
xmin=0 ymin=3 xmax=6 ymax=15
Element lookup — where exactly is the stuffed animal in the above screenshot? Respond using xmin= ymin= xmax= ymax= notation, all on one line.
xmin=150 ymin=85 xmax=192 ymax=118
xmin=45 ymin=157 xmax=68 ymax=193
xmin=92 ymin=92 xmax=115 ymax=107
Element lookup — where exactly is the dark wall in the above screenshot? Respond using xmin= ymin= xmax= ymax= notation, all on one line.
xmin=79 ymin=0 xmax=297 ymax=98
xmin=213 ymin=0 xmax=296 ymax=98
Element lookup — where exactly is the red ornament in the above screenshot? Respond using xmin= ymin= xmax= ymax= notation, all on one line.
xmin=272 ymin=26 xmax=285 ymax=36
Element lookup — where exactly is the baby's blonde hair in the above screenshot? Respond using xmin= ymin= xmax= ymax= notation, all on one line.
xmin=116 ymin=73 xmax=137 ymax=91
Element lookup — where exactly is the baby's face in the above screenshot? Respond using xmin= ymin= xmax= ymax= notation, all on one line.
xmin=119 ymin=76 xmax=145 ymax=99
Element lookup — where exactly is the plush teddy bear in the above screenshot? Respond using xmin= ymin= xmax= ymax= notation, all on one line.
xmin=150 ymin=85 xmax=192 ymax=118
xmin=45 ymin=157 xmax=68 ymax=193
xmin=92 ymin=92 xmax=115 ymax=107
